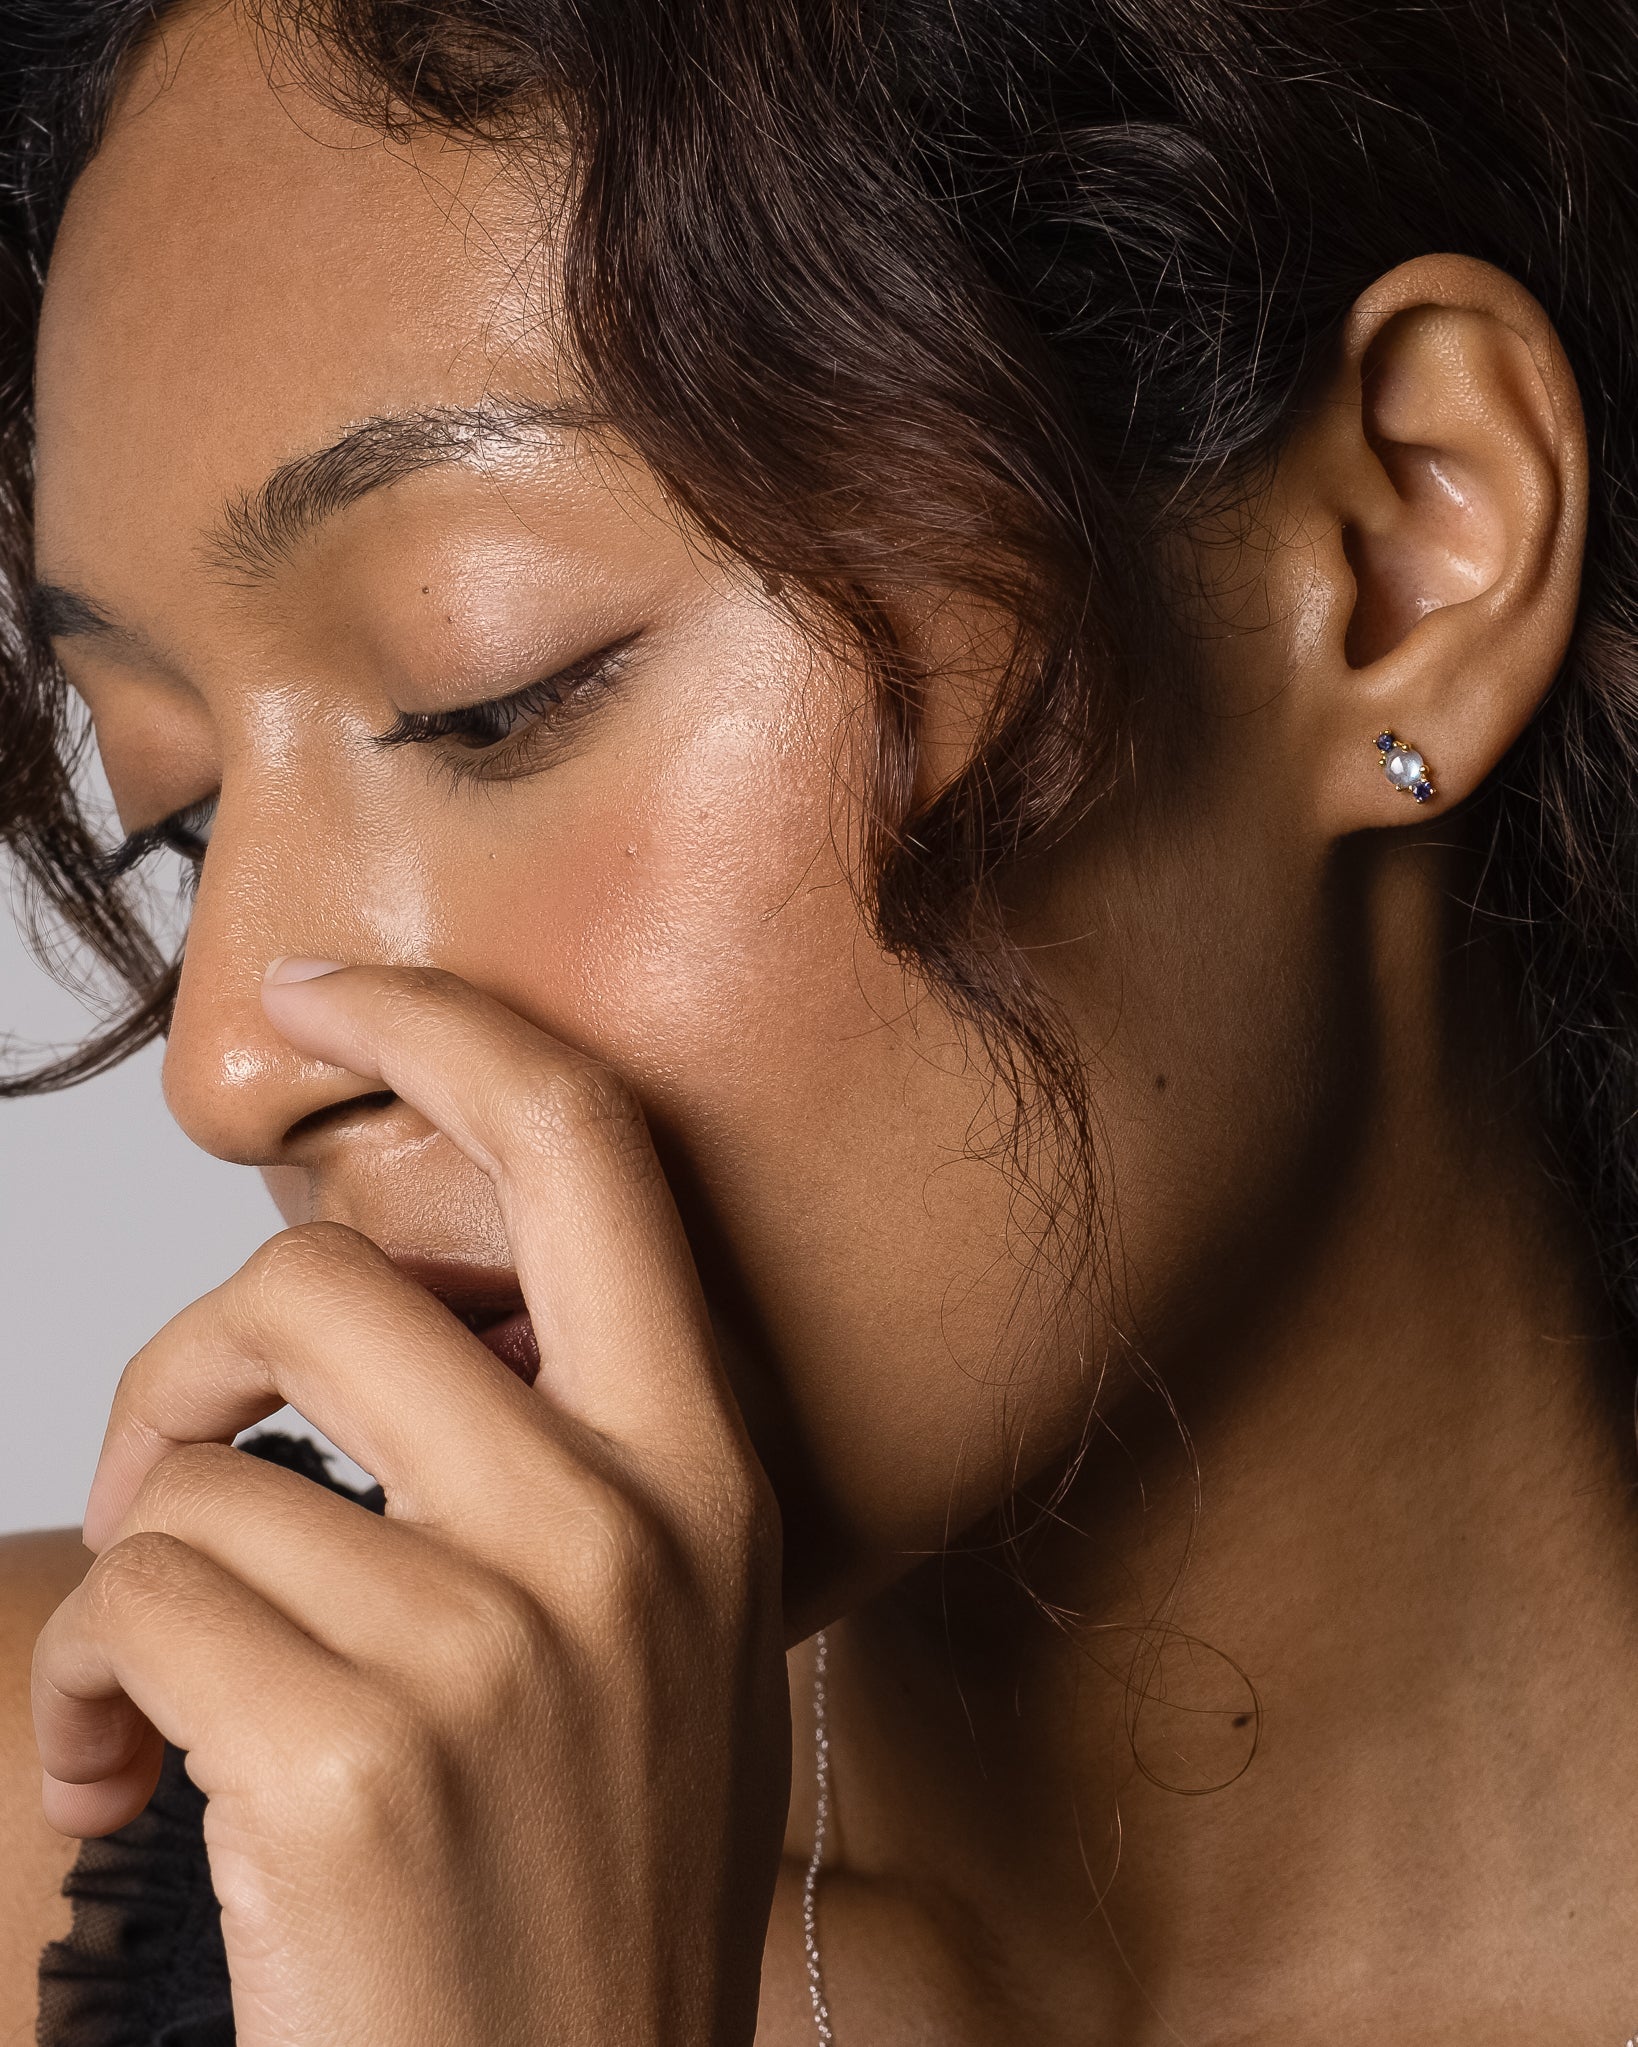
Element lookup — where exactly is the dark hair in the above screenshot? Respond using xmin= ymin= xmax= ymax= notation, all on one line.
xmin=2 ymin=1 xmax=1637 ymax=1324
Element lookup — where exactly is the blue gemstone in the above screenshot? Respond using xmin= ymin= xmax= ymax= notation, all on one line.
xmin=1375 ymin=732 xmax=1396 ymax=752
xmin=1411 ymin=778 xmax=1434 ymax=803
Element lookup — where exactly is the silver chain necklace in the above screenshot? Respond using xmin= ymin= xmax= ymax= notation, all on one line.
xmin=802 ymin=1629 xmax=835 ymax=2043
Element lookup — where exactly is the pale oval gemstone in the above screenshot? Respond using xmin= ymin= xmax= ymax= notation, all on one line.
xmin=1385 ymin=746 xmax=1425 ymax=788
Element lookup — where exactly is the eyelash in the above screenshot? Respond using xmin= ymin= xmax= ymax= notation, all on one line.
xmin=104 ymin=634 xmax=637 ymax=881
xmin=373 ymin=634 xmax=638 ymax=782
xmin=105 ymin=796 xmax=216 ymax=886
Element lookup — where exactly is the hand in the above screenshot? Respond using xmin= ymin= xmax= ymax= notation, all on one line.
xmin=31 ymin=966 xmax=791 ymax=2047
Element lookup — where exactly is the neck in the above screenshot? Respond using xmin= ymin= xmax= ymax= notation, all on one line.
xmin=810 ymin=986 xmax=1638 ymax=2042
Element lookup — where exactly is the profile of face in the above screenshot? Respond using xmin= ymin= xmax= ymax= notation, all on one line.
xmin=31 ymin=3 xmax=1585 ymax=1627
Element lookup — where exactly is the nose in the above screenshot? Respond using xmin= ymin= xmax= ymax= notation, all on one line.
xmin=161 ymin=814 xmax=401 ymax=1168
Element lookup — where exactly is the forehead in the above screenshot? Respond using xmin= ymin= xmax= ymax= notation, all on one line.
xmin=33 ymin=3 xmax=555 ymax=581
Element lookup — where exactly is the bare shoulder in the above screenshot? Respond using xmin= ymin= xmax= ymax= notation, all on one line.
xmin=0 ymin=1529 xmax=91 ymax=2047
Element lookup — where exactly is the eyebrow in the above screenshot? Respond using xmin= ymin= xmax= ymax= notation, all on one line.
xmin=27 ymin=583 xmax=131 ymax=645
xmin=207 ymin=397 xmax=576 ymax=583
xmin=29 ymin=396 xmax=581 ymax=646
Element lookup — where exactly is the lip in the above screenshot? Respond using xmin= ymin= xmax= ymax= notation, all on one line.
xmin=389 ymin=1256 xmax=541 ymax=1387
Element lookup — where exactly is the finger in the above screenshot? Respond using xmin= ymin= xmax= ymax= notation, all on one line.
xmin=83 ymin=1223 xmax=572 ymax=1552
xmin=101 ymin=1439 xmax=545 ymax=1669
xmin=261 ymin=964 xmax=745 ymax=1461
xmin=40 ymin=1725 xmax=166 ymax=1841
xmin=33 ymin=1530 xmax=345 ymax=1836
xmin=109 ymin=1441 xmax=442 ymax=1651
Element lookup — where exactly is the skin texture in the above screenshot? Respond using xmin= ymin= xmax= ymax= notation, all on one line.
xmin=0 ymin=1536 xmax=82 ymax=2046
xmin=6 ymin=3 xmax=1638 ymax=2041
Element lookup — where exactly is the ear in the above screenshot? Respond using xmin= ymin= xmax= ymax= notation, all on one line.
xmin=1256 ymin=254 xmax=1587 ymax=834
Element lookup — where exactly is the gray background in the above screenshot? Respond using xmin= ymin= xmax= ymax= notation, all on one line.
xmin=0 ymin=882 xmax=286 ymax=1536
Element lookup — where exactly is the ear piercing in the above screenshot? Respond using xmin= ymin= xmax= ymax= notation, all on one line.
xmin=1375 ymin=731 xmax=1435 ymax=804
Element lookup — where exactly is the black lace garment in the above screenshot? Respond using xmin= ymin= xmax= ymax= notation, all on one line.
xmin=35 ymin=1434 xmax=385 ymax=2047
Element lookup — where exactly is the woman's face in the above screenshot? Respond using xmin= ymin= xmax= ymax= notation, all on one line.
xmin=32 ymin=6 xmax=1325 ymax=1619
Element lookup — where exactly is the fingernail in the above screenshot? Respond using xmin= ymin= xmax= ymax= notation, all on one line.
xmin=264 ymin=957 xmax=345 ymax=986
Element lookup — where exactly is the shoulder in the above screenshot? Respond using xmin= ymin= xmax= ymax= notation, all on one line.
xmin=0 ymin=1529 xmax=92 ymax=2045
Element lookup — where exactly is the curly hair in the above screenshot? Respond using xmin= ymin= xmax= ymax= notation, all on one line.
xmin=2 ymin=0 xmax=1636 ymax=1325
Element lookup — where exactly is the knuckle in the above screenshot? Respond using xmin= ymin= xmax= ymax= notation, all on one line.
xmin=294 ymin=1694 xmax=431 ymax=1839
xmin=566 ymin=1485 xmax=677 ymax=1635
xmin=716 ymin=1464 xmax=780 ymax=1567
xmin=429 ymin=1575 xmax=553 ymax=1725
xmin=250 ymin=1219 xmax=371 ymax=1287
xmin=238 ymin=1222 xmax=378 ymax=1319
xmin=511 ymin=1062 xmax=654 ymax=1177
xmin=84 ymin=1529 xmax=192 ymax=1617
xmin=660 ymin=1432 xmax=776 ymax=1559
xmin=105 ymin=1349 xmax=172 ymax=1456
xmin=129 ymin=1440 xmax=239 ymax=1532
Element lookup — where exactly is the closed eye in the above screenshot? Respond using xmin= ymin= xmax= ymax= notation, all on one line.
xmin=374 ymin=632 xmax=640 ymax=780
xmin=105 ymin=793 xmax=217 ymax=883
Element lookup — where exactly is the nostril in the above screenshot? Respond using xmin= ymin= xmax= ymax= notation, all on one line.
xmin=284 ymin=1088 xmax=398 ymax=1144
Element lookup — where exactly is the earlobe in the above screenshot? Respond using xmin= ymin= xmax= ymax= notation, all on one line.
xmin=1294 ymin=254 xmax=1587 ymax=832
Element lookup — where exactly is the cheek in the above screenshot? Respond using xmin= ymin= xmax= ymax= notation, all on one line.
xmin=418 ymin=670 xmax=1082 ymax=1588
xmin=440 ymin=660 xmax=883 ymax=1137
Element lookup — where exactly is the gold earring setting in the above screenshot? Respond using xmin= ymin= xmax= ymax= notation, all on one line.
xmin=1376 ymin=731 xmax=1435 ymax=804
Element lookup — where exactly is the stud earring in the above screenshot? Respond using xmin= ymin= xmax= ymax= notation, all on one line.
xmin=1375 ymin=731 xmax=1436 ymax=804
